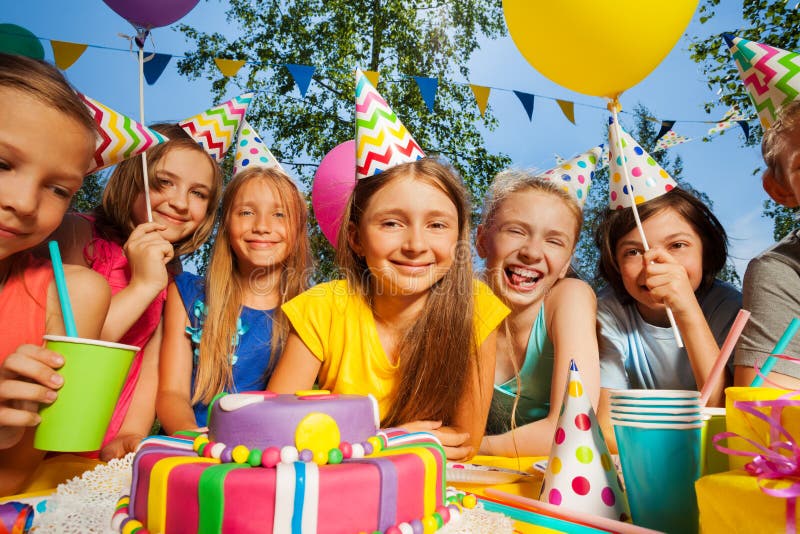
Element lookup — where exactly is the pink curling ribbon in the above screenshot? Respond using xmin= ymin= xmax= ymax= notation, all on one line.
xmin=713 ymin=391 xmax=800 ymax=534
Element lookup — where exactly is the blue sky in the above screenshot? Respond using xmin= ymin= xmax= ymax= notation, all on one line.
xmin=5 ymin=1 xmax=769 ymax=277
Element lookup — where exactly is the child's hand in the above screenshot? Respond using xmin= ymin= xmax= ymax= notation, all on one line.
xmin=641 ymin=248 xmax=697 ymax=315
xmin=400 ymin=420 xmax=473 ymax=461
xmin=124 ymin=222 xmax=175 ymax=293
xmin=99 ymin=433 xmax=144 ymax=461
xmin=0 ymin=344 xmax=64 ymax=450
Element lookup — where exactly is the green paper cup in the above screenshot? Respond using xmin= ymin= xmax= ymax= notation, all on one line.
xmin=34 ymin=335 xmax=137 ymax=452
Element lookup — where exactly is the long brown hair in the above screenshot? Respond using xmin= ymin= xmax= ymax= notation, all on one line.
xmin=336 ymin=157 xmax=478 ymax=427
xmin=192 ymin=166 xmax=311 ymax=404
xmin=94 ymin=123 xmax=222 ymax=256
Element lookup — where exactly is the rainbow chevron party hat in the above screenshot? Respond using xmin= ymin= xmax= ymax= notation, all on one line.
xmin=539 ymin=360 xmax=630 ymax=521
xmin=79 ymin=94 xmax=169 ymax=174
xmin=180 ymin=92 xmax=254 ymax=161
xmin=536 ymin=146 xmax=602 ymax=209
xmin=723 ymin=34 xmax=800 ymax=130
xmin=233 ymin=119 xmax=283 ymax=175
xmin=608 ymin=116 xmax=678 ymax=209
xmin=355 ymin=69 xmax=425 ymax=179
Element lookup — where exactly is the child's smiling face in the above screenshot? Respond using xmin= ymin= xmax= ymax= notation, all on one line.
xmin=0 ymin=87 xmax=94 ymax=261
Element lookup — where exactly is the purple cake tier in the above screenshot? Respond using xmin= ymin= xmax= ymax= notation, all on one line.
xmin=208 ymin=392 xmax=380 ymax=450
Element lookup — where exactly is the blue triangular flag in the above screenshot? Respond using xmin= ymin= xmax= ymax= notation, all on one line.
xmin=143 ymin=53 xmax=172 ymax=85
xmin=514 ymin=91 xmax=534 ymax=121
xmin=285 ymin=64 xmax=315 ymax=98
xmin=413 ymin=76 xmax=438 ymax=113
xmin=655 ymin=120 xmax=676 ymax=143
xmin=737 ymin=120 xmax=750 ymax=142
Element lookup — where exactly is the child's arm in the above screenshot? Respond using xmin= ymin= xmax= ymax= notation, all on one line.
xmin=641 ymin=249 xmax=725 ymax=405
xmin=481 ymin=279 xmax=600 ymax=457
xmin=100 ymin=321 xmax=162 ymax=460
xmin=48 ymin=264 xmax=110 ymax=339
xmin=156 ymin=283 xmax=201 ymax=435
xmin=266 ymin=331 xmax=321 ymax=393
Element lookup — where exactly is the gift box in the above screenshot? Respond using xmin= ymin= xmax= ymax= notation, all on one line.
xmin=696 ymin=469 xmax=798 ymax=533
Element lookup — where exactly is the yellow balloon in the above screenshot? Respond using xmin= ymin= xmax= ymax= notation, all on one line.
xmin=502 ymin=0 xmax=698 ymax=98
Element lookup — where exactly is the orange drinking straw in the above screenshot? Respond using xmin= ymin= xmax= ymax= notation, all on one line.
xmin=699 ymin=309 xmax=750 ymax=407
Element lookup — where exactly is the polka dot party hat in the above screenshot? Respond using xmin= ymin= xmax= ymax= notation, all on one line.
xmin=723 ymin=34 xmax=800 ymax=130
xmin=233 ymin=119 xmax=283 ymax=175
xmin=180 ymin=92 xmax=254 ymax=161
xmin=355 ymin=68 xmax=425 ymax=179
xmin=535 ymin=145 xmax=602 ymax=209
xmin=607 ymin=116 xmax=677 ymax=210
xmin=79 ymin=93 xmax=169 ymax=175
xmin=539 ymin=360 xmax=630 ymax=521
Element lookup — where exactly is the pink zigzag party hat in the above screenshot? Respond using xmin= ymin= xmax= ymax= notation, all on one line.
xmin=539 ymin=360 xmax=630 ymax=522
xmin=233 ymin=119 xmax=283 ymax=175
xmin=79 ymin=94 xmax=169 ymax=175
xmin=723 ymin=34 xmax=800 ymax=130
xmin=180 ymin=92 xmax=254 ymax=161
xmin=355 ymin=69 xmax=425 ymax=179
xmin=608 ymin=116 xmax=678 ymax=210
xmin=535 ymin=146 xmax=602 ymax=209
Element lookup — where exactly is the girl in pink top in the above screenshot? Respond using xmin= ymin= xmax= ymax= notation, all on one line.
xmin=49 ymin=123 xmax=222 ymax=460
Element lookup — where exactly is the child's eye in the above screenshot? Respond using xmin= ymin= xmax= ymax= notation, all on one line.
xmin=274 ymin=212 xmax=285 ymax=218
xmin=623 ymin=248 xmax=643 ymax=257
xmin=381 ymin=220 xmax=401 ymax=228
xmin=239 ymin=209 xmax=254 ymax=216
xmin=0 ymin=159 xmax=10 ymax=171
xmin=50 ymin=185 xmax=73 ymax=199
xmin=429 ymin=221 xmax=447 ymax=229
xmin=547 ymin=238 xmax=565 ymax=247
xmin=670 ymin=242 xmax=688 ymax=250
xmin=191 ymin=190 xmax=208 ymax=200
xmin=158 ymin=178 xmax=173 ymax=188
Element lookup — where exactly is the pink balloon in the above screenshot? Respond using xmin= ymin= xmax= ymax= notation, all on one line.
xmin=312 ymin=140 xmax=356 ymax=246
xmin=103 ymin=0 xmax=200 ymax=29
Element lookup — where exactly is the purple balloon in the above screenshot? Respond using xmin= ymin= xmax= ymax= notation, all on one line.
xmin=102 ymin=0 xmax=200 ymax=29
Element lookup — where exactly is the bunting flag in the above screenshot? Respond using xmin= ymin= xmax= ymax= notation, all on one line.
xmin=737 ymin=120 xmax=751 ymax=142
xmin=79 ymin=93 xmax=169 ymax=174
xmin=470 ymin=84 xmax=490 ymax=117
xmin=654 ymin=120 xmax=676 ymax=144
xmin=180 ymin=92 xmax=254 ymax=160
xmin=536 ymin=146 xmax=602 ymax=208
xmin=723 ymin=33 xmax=800 ymax=129
xmin=554 ymin=153 xmax=566 ymax=165
xmin=355 ymin=68 xmax=425 ymax=179
xmin=654 ymin=130 xmax=691 ymax=152
xmin=556 ymin=99 xmax=576 ymax=124
xmin=233 ymin=119 xmax=283 ymax=174
xmin=362 ymin=70 xmax=380 ymax=89
xmin=143 ymin=53 xmax=172 ymax=85
xmin=608 ymin=116 xmax=678 ymax=209
xmin=514 ymin=90 xmax=534 ymax=121
xmin=214 ymin=58 xmax=246 ymax=77
xmin=50 ymin=40 xmax=87 ymax=70
xmin=412 ymin=76 xmax=438 ymax=113
xmin=286 ymin=64 xmax=315 ymax=98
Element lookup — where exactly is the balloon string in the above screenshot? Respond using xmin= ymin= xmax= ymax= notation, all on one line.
xmin=609 ymin=103 xmax=684 ymax=348
xmin=136 ymin=32 xmax=153 ymax=223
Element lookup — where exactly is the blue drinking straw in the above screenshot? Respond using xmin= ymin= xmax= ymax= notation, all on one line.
xmin=48 ymin=240 xmax=78 ymax=338
xmin=750 ymin=317 xmax=800 ymax=387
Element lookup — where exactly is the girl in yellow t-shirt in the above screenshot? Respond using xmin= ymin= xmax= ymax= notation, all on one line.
xmin=269 ymin=157 xmax=508 ymax=461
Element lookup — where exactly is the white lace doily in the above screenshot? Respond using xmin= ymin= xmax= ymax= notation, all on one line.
xmin=439 ymin=504 xmax=515 ymax=533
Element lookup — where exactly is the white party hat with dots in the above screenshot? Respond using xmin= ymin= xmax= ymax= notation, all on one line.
xmin=538 ymin=360 xmax=630 ymax=521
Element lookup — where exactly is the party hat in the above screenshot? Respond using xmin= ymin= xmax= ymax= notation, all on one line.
xmin=539 ymin=360 xmax=630 ymax=522
xmin=233 ymin=119 xmax=283 ymax=175
xmin=355 ymin=69 xmax=425 ymax=179
xmin=180 ymin=92 xmax=254 ymax=161
xmin=723 ymin=34 xmax=800 ymax=130
xmin=535 ymin=146 xmax=602 ymax=209
xmin=607 ymin=116 xmax=678 ymax=209
xmin=79 ymin=94 xmax=169 ymax=175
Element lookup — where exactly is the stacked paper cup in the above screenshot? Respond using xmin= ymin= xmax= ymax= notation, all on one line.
xmin=609 ymin=389 xmax=703 ymax=534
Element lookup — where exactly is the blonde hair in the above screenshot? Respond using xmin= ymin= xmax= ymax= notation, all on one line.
xmin=192 ymin=166 xmax=311 ymax=404
xmin=762 ymin=100 xmax=800 ymax=186
xmin=95 ymin=123 xmax=222 ymax=256
xmin=336 ymin=157 xmax=479 ymax=427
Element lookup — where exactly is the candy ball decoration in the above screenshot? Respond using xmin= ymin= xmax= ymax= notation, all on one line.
xmin=295 ymin=412 xmax=342 ymax=465
xmin=312 ymin=140 xmax=357 ymax=246
xmin=102 ymin=0 xmax=200 ymax=29
xmin=502 ymin=0 xmax=698 ymax=98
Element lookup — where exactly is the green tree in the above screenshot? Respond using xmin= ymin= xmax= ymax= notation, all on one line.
xmin=71 ymin=172 xmax=105 ymax=213
xmin=573 ymin=104 xmax=741 ymax=289
xmin=177 ymin=0 xmax=512 ymax=277
xmin=689 ymin=0 xmax=799 ymax=240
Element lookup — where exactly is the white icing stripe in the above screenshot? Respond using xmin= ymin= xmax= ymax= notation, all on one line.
xmin=219 ymin=393 xmax=265 ymax=412
xmin=301 ymin=462 xmax=319 ymax=533
xmin=367 ymin=393 xmax=380 ymax=429
xmin=273 ymin=462 xmax=296 ymax=533
xmin=387 ymin=431 xmax=441 ymax=447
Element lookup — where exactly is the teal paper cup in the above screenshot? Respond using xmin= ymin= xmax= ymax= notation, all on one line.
xmin=613 ymin=420 xmax=703 ymax=533
xmin=34 ymin=335 xmax=137 ymax=452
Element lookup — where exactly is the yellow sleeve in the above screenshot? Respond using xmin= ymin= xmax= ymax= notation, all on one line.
xmin=281 ymin=281 xmax=344 ymax=362
xmin=473 ymin=279 xmax=509 ymax=345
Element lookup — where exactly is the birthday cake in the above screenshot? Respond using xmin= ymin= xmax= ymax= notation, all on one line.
xmin=114 ymin=391 xmax=459 ymax=533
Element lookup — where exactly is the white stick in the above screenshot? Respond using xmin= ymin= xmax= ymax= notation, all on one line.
xmin=609 ymin=105 xmax=683 ymax=347
xmin=137 ymin=37 xmax=153 ymax=223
